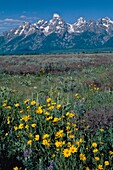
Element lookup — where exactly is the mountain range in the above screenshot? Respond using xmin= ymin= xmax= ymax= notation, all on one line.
xmin=0 ymin=13 xmax=113 ymax=54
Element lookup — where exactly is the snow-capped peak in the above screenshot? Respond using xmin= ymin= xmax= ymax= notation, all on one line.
xmin=37 ymin=19 xmax=45 ymax=24
xmin=14 ymin=21 xmax=31 ymax=35
xmin=102 ymin=17 xmax=113 ymax=24
xmin=76 ymin=17 xmax=86 ymax=25
xmin=97 ymin=17 xmax=113 ymax=29
xmin=67 ymin=24 xmax=75 ymax=33
xmin=53 ymin=13 xmax=61 ymax=19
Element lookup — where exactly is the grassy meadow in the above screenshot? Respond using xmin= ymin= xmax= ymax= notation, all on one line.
xmin=0 ymin=53 xmax=113 ymax=170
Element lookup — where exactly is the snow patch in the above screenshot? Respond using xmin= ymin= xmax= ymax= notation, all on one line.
xmin=68 ymin=24 xmax=74 ymax=33
xmin=14 ymin=29 xmax=19 ymax=35
xmin=44 ymin=26 xmax=49 ymax=32
xmin=56 ymin=26 xmax=61 ymax=30
xmin=53 ymin=13 xmax=60 ymax=18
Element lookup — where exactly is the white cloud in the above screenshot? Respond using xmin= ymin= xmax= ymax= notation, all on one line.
xmin=0 ymin=18 xmax=23 ymax=33
xmin=4 ymin=18 xmax=22 ymax=22
xmin=0 ymin=16 xmax=39 ymax=33
xmin=0 ymin=18 xmax=22 ymax=23
xmin=20 ymin=15 xmax=26 ymax=19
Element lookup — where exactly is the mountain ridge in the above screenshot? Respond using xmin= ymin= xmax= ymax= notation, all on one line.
xmin=0 ymin=13 xmax=113 ymax=54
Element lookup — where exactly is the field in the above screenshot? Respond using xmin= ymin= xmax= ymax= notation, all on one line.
xmin=0 ymin=53 xmax=113 ymax=170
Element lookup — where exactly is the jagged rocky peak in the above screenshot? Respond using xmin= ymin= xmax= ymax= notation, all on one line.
xmin=73 ymin=17 xmax=87 ymax=33
xmin=34 ymin=19 xmax=48 ymax=26
xmin=50 ymin=13 xmax=64 ymax=24
xmin=76 ymin=17 xmax=87 ymax=25
xmin=96 ymin=17 xmax=113 ymax=34
xmin=33 ymin=19 xmax=48 ymax=31
xmin=53 ymin=13 xmax=61 ymax=19
xmin=1 ymin=13 xmax=113 ymax=54
xmin=13 ymin=21 xmax=31 ymax=35
xmin=20 ymin=21 xmax=30 ymax=28
xmin=97 ymin=17 xmax=113 ymax=26
xmin=101 ymin=17 xmax=112 ymax=22
xmin=88 ymin=19 xmax=95 ymax=25
xmin=45 ymin=13 xmax=67 ymax=35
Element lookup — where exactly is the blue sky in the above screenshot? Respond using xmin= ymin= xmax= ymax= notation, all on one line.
xmin=0 ymin=0 xmax=113 ymax=33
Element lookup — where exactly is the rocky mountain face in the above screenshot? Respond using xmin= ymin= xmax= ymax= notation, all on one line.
xmin=0 ymin=13 xmax=113 ymax=54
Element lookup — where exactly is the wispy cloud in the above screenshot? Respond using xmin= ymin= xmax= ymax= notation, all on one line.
xmin=0 ymin=18 xmax=23 ymax=33
xmin=4 ymin=18 xmax=21 ymax=22
xmin=20 ymin=15 xmax=39 ymax=22
xmin=0 ymin=16 xmax=40 ymax=34
xmin=0 ymin=18 xmax=22 ymax=23
xmin=20 ymin=15 xmax=26 ymax=19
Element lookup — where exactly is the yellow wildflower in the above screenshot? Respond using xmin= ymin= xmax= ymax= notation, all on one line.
xmin=36 ymin=106 xmax=43 ymax=114
xmin=55 ymin=130 xmax=64 ymax=139
xmin=72 ymin=123 xmax=76 ymax=127
xmin=67 ymin=142 xmax=72 ymax=147
xmin=48 ymin=106 xmax=54 ymax=110
xmin=109 ymin=151 xmax=113 ymax=155
xmin=69 ymin=145 xmax=77 ymax=153
xmin=63 ymin=148 xmax=71 ymax=157
xmin=75 ymin=141 xmax=80 ymax=147
xmin=15 ymin=103 xmax=19 ymax=107
xmin=27 ymin=140 xmax=32 ymax=145
xmin=80 ymin=153 xmax=86 ymax=161
xmin=13 ymin=167 xmax=19 ymax=170
xmin=25 ymin=124 xmax=29 ymax=129
xmin=42 ymin=134 xmax=49 ymax=139
xmin=75 ymin=93 xmax=79 ymax=97
xmin=104 ymin=161 xmax=109 ymax=166
xmin=4 ymin=100 xmax=7 ymax=102
xmin=86 ymin=167 xmax=90 ymax=170
xmin=100 ymin=128 xmax=104 ymax=132
xmin=56 ymin=104 xmax=61 ymax=109
xmin=66 ymin=112 xmax=74 ymax=117
xmin=93 ymin=149 xmax=98 ymax=153
xmin=5 ymin=133 xmax=8 ymax=136
xmin=95 ymin=157 xmax=100 ymax=161
xmin=86 ymin=125 xmax=90 ymax=129
xmin=6 ymin=106 xmax=11 ymax=109
xmin=31 ymin=100 xmax=36 ymax=105
xmin=46 ymin=98 xmax=51 ymax=103
xmin=44 ymin=111 xmax=50 ymax=115
xmin=55 ymin=141 xmax=65 ymax=147
xmin=24 ymin=99 xmax=29 ymax=104
xmin=86 ymin=147 xmax=88 ymax=150
xmin=79 ymin=138 xmax=83 ymax=143
xmin=2 ymin=103 xmax=6 ymax=107
xmin=92 ymin=142 xmax=97 ymax=147
xmin=21 ymin=115 xmax=30 ymax=122
xmin=35 ymin=134 xmax=40 ymax=141
xmin=20 ymin=110 xmax=23 ymax=113
xmin=14 ymin=126 xmax=18 ymax=131
xmin=46 ymin=116 xmax=53 ymax=121
xmin=27 ymin=106 xmax=30 ymax=109
xmin=97 ymin=164 xmax=103 ymax=170
xmin=52 ymin=154 xmax=55 ymax=158
xmin=31 ymin=123 xmax=36 ymax=128
xmin=69 ymin=134 xmax=75 ymax=139
xmin=7 ymin=116 xmax=10 ymax=124
xmin=29 ymin=133 xmax=33 ymax=138
xmin=18 ymin=124 xmax=24 ymax=129
xmin=48 ymin=103 xmax=50 ymax=107
xmin=66 ymin=126 xmax=70 ymax=130
xmin=42 ymin=139 xmax=50 ymax=147
xmin=53 ymin=117 xmax=61 ymax=123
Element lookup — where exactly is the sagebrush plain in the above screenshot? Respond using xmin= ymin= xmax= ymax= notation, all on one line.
xmin=0 ymin=53 xmax=113 ymax=170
